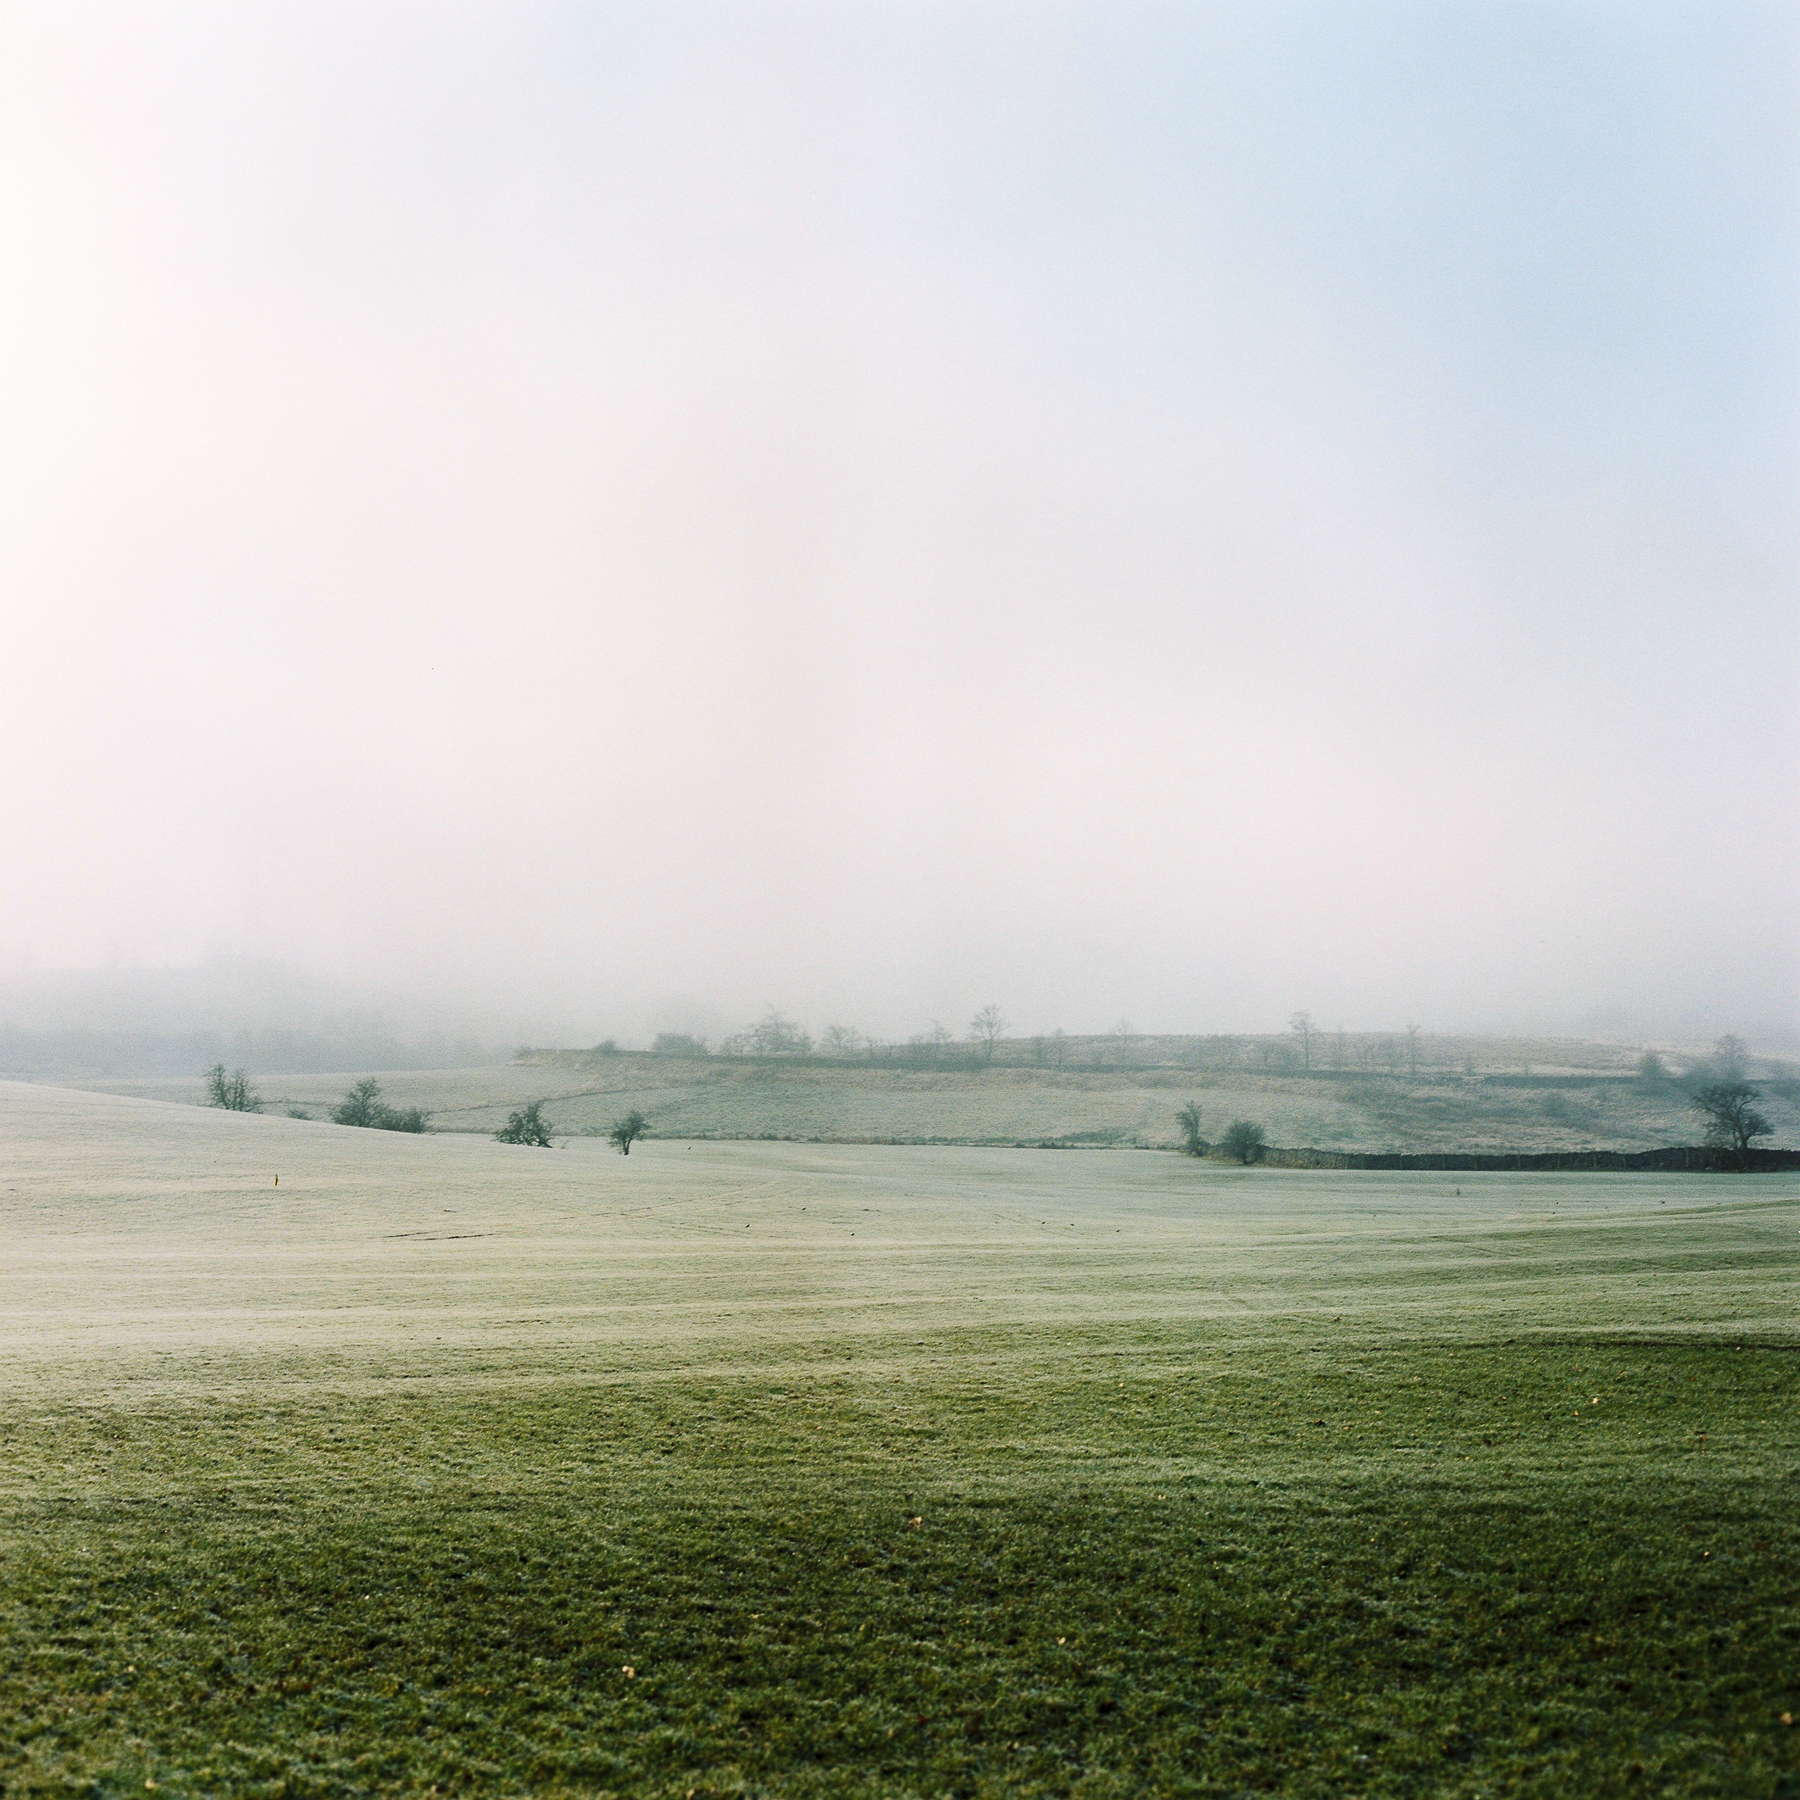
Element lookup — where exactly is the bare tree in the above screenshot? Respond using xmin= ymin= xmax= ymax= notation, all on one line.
xmin=1111 ymin=1019 xmax=1138 ymax=1066
xmin=204 ymin=1064 xmax=261 ymax=1112
xmin=1713 ymin=1034 xmax=1750 ymax=1080
xmin=968 ymin=1004 xmax=1008 ymax=1063
xmin=1288 ymin=1011 xmax=1315 ymax=1071
xmin=1405 ymin=1024 xmax=1421 ymax=1081
xmin=905 ymin=1021 xmax=955 ymax=1066
xmin=608 ymin=1109 xmax=649 ymax=1155
xmin=1691 ymin=1081 xmax=1770 ymax=1164
xmin=747 ymin=1009 xmax=811 ymax=1056
xmin=1636 ymin=1048 xmax=1670 ymax=1082
xmin=821 ymin=1023 xmax=864 ymax=1059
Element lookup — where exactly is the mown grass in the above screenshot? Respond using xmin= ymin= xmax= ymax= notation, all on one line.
xmin=4 ymin=1330 xmax=1797 ymax=1798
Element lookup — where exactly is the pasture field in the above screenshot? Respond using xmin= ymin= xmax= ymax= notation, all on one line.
xmin=2 ymin=1079 xmax=1797 ymax=1797
xmin=61 ymin=1051 xmax=1800 ymax=1154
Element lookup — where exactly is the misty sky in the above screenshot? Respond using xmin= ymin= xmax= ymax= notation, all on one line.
xmin=2 ymin=2 xmax=1795 ymax=1045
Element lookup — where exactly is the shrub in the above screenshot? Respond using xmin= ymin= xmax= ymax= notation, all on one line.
xmin=332 ymin=1078 xmax=428 ymax=1133
xmin=1220 ymin=1120 xmax=1267 ymax=1165
xmin=609 ymin=1109 xmax=648 ymax=1155
xmin=652 ymin=1033 xmax=709 ymax=1057
xmin=1175 ymin=1102 xmax=1207 ymax=1157
xmin=495 ymin=1100 xmax=554 ymax=1147
xmin=333 ymin=1079 xmax=384 ymax=1128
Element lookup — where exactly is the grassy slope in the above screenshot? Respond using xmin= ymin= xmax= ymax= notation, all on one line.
xmin=58 ymin=1053 xmax=1800 ymax=1153
xmin=508 ymin=1055 xmax=1800 ymax=1153
xmin=2 ymin=1082 xmax=1797 ymax=1797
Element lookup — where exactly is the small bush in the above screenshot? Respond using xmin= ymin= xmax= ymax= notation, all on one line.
xmin=495 ymin=1101 xmax=554 ymax=1147
xmin=1220 ymin=1120 xmax=1267 ymax=1165
xmin=652 ymin=1033 xmax=709 ymax=1057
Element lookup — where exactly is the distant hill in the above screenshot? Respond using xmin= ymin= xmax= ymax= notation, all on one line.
xmin=500 ymin=1042 xmax=1798 ymax=1155
xmin=40 ymin=1031 xmax=1796 ymax=1155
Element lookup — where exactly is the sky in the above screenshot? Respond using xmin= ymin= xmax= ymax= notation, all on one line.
xmin=1 ymin=1 xmax=1795 ymax=1047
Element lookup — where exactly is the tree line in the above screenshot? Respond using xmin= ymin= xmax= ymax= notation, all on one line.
xmin=646 ymin=1011 xmax=1782 ymax=1081
xmin=686 ymin=1006 xmax=1018 ymax=1066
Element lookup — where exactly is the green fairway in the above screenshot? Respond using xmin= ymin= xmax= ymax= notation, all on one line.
xmin=2 ymin=1082 xmax=1797 ymax=1796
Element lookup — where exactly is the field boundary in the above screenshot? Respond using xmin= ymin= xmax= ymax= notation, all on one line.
xmin=1258 ymin=1143 xmax=1800 ymax=1171
xmin=584 ymin=1130 xmax=1798 ymax=1168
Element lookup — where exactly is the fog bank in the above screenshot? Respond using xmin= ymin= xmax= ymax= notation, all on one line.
xmin=3 ymin=5 xmax=1794 ymax=1043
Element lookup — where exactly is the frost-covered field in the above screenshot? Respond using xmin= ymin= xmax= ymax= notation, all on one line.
xmin=52 ymin=1051 xmax=1800 ymax=1152
xmin=4 ymin=1081 xmax=1798 ymax=1797
xmin=4 ymin=1080 xmax=1794 ymax=1394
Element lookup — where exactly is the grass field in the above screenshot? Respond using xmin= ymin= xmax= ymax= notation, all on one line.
xmin=3 ymin=1079 xmax=1798 ymax=1797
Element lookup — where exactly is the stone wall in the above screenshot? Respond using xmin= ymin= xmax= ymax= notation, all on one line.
xmin=1255 ymin=1144 xmax=1800 ymax=1172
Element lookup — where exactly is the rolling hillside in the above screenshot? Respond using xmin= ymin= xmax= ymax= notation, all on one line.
xmin=58 ymin=1044 xmax=1800 ymax=1153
